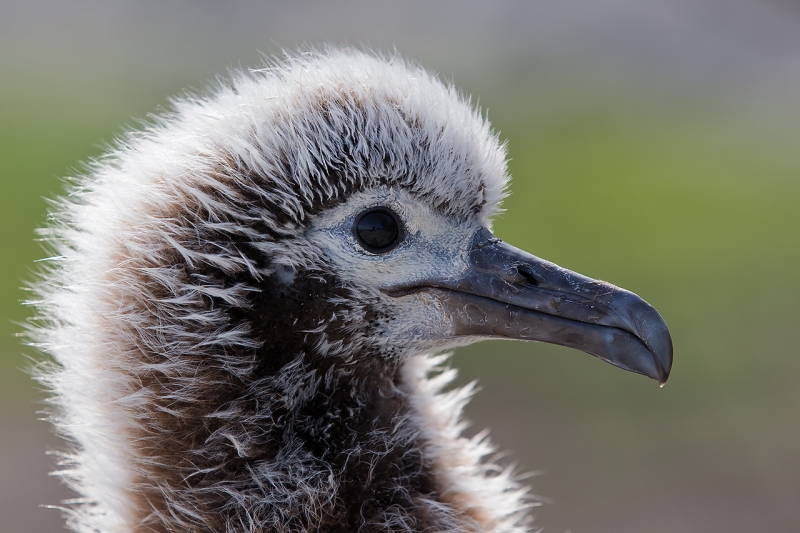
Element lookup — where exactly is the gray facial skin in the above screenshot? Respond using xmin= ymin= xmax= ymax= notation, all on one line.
xmin=388 ymin=228 xmax=673 ymax=385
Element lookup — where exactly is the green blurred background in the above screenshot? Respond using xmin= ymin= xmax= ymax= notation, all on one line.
xmin=2 ymin=1 xmax=799 ymax=532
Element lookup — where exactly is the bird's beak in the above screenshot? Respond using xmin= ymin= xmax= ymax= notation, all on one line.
xmin=390 ymin=228 xmax=673 ymax=384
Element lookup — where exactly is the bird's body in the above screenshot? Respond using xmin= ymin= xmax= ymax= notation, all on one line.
xmin=30 ymin=50 xmax=671 ymax=533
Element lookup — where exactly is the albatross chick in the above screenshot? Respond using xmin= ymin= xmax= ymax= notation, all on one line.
xmin=29 ymin=49 xmax=672 ymax=533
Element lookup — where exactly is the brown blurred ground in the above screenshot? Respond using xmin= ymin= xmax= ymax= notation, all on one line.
xmin=0 ymin=399 xmax=72 ymax=533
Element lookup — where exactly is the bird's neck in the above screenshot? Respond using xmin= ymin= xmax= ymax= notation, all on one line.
xmin=126 ymin=348 xmax=528 ymax=533
xmin=55 ymin=264 xmax=531 ymax=533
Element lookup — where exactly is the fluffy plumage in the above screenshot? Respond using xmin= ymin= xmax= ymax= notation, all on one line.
xmin=29 ymin=49 xmax=532 ymax=533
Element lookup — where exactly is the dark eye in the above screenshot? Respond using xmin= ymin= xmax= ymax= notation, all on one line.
xmin=355 ymin=208 xmax=402 ymax=253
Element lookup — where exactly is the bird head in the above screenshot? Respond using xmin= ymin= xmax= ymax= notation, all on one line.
xmin=204 ymin=51 xmax=672 ymax=382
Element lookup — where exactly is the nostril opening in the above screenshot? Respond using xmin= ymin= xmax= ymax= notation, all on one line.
xmin=517 ymin=265 xmax=541 ymax=286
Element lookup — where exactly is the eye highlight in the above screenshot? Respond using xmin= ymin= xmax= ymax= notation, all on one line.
xmin=355 ymin=208 xmax=402 ymax=253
